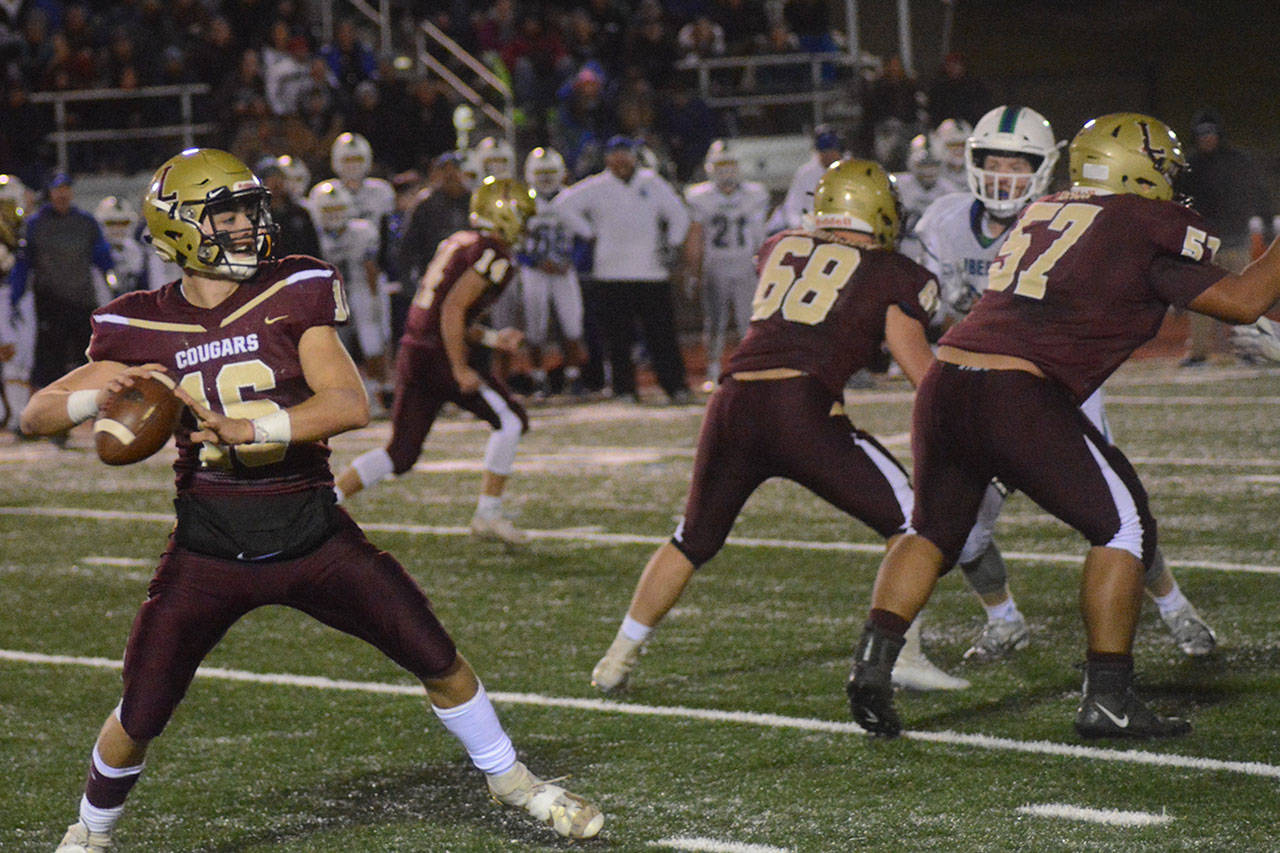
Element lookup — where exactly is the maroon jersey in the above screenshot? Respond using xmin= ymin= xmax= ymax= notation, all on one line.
xmin=942 ymin=189 xmax=1225 ymax=402
xmin=725 ymin=230 xmax=939 ymax=397
xmin=87 ymin=255 xmax=350 ymax=497
xmin=403 ymin=230 xmax=515 ymax=347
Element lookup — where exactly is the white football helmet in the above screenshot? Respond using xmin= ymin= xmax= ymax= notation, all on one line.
xmin=276 ymin=154 xmax=310 ymax=200
xmin=906 ymin=134 xmax=942 ymax=187
xmin=965 ymin=105 xmax=1059 ymax=218
xmin=703 ymin=139 xmax=740 ymax=192
xmin=307 ymin=179 xmax=354 ymax=234
xmin=0 ymin=173 xmax=27 ymax=252
xmin=475 ymin=136 xmax=515 ymax=180
xmin=523 ymin=146 xmax=566 ymax=196
xmin=931 ymin=118 xmax=972 ymax=170
xmin=94 ymin=195 xmax=138 ymax=245
xmin=331 ymin=132 xmax=373 ymax=183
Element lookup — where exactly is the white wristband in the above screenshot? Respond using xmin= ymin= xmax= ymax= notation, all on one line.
xmin=479 ymin=328 xmax=501 ymax=348
xmin=66 ymin=389 xmax=99 ymax=424
xmin=250 ymin=409 xmax=292 ymax=444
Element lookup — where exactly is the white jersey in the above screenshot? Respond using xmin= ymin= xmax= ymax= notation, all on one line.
xmin=523 ymin=193 xmax=576 ymax=269
xmin=892 ymin=171 xmax=953 ymax=261
xmin=684 ymin=180 xmax=769 ymax=273
xmin=914 ymin=191 xmax=1010 ymax=326
xmin=345 ymin=178 xmax=395 ymax=227
xmin=318 ymin=217 xmax=387 ymax=359
xmin=107 ymin=238 xmax=147 ymax=293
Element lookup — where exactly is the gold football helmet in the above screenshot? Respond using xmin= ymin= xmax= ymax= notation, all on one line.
xmin=469 ymin=176 xmax=537 ymax=245
xmin=1068 ymin=112 xmax=1185 ymax=201
xmin=0 ymin=173 xmax=26 ymax=251
xmin=810 ymin=158 xmax=901 ymax=249
xmin=143 ymin=148 xmax=276 ymax=280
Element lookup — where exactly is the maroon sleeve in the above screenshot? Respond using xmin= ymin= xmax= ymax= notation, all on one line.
xmin=88 ymin=291 xmax=165 ymax=364
xmin=887 ymin=253 xmax=940 ymax=327
xmin=1146 ymin=255 xmax=1226 ymax=308
xmin=265 ymin=257 xmax=348 ymax=335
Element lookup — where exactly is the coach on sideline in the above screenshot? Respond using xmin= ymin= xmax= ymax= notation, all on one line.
xmin=556 ymin=135 xmax=693 ymax=404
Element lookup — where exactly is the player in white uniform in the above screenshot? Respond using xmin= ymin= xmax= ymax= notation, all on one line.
xmin=893 ymin=134 xmax=952 ymax=262
xmin=518 ymin=147 xmax=586 ymax=396
xmin=330 ymin=132 xmax=395 ymax=225
xmin=308 ymin=178 xmax=390 ymax=412
xmin=768 ymin=125 xmax=844 ymax=233
xmin=94 ymin=196 xmax=147 ymax=296
xmin=916 ymin=105 xmax=1216 ymax=660
xmin=0 ymin=174 xmax=33 ymax=427
xmin=683 ymin=139 xmax=769 ymax=390
xmin=930 ymin=117 xmax=971 ymax=193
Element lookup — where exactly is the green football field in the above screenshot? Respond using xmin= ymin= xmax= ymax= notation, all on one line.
xmin=2 ymin=359 xmax=1279 ymax=852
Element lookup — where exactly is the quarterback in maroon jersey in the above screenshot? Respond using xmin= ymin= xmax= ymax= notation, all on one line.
xmin=591 ymin=159 xmax=962 ymax=694
xmin=21 ymin=150 xmax=601 ymax=852
xmin=333 ymin=177 xmax=537 ymax=546
xmin=849 ymin=113 xmax=1280 ymax=741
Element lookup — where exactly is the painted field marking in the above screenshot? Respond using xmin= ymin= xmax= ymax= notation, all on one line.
xmin=2 ymin=649 xmax=1278 ymax=782
xmin=3 ymin=506 xmax=1279 ymax=577
xmin=1016 ymin=803 xmax=1173 ymax=827
xmin=650 ymin=838 xmax=791 ymax=852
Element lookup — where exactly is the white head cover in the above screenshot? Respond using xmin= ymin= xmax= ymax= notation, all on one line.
xmin=965 ymin=105 xmax=1059 ymax=218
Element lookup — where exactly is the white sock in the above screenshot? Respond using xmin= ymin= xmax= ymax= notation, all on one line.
xmin=333 ymin=485 xmax=346 ymax=504
xmin=79 ymin=794 xmax=124 ymax=834
xmin=432 ymin=683 xmax=517 ymax=776
xmin=564 ymin=365 xmax=580 ymax=380
xmin=475 ymin=494 xmax=503 ymax=519
xmin=983 ymin=598 xmax=1022 ymax=624
xmin=1153 ymin=583 xmax=1189 ymax=616
xmin=621 ymin=614 xmax=653 ymax=643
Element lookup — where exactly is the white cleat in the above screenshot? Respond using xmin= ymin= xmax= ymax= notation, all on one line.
xmin=591 ymin=630 xmax=644 ymax=692
xmin=1161 ymin=601 xmax=1217 ymax=656
xmin=487 ymin=761 xmax=604 ymax=839
xmin=469 ymin=513 xmax=530 ymax=546
xmin=56 ymin=822 xmax=112 ymax=852
xmin=963 ymin=615 xmax=1031 ymax=662
xmin=891 ymin=619 xmax=970 ymax=691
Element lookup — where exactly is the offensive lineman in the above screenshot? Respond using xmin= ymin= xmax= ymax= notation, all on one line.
xmin=913 ymin=105 xmax=1215 ymax=661
xmin=591 ymin=159 xmax=965 ymax=694
xmin=683 ymin=139 xmax=770 ymax=391
xmin=848 ymin=113 xmax=1270 ymax=741
xmin=333 ymin=177 xmax=537 ymax=546
xmin=23 ymin=149 xmax=601 ymax=852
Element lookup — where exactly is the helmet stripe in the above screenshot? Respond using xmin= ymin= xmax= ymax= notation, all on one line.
xmin=998 ymin=106 xmax=1021 ymax=134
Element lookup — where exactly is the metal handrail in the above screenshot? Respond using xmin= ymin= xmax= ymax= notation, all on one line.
xmin=28 ymin=84 xmax=212 ymax=173
xmin=416 ymin=19 xmax=514 ymax=141
xmin=676 ymin=52 xmax=862 ymax=127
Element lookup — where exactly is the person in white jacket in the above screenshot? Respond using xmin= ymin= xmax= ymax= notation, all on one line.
xmin=768 ymin=124 xmax=845 ymax=233
xmin=556 ymin=135 xmax=693 ymax=403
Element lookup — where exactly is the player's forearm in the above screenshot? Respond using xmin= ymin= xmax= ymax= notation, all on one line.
xmin=274 ymin=386 xmax=369 ymax=441
xmin=440 ymin=304 xmax=470 ymax=375
xmin=19 ymin=361 xmax=120 ymax=435
xmin=1191 ymin=237 xmax=1280 ymax=322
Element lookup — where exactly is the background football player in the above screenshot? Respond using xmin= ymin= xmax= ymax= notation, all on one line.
xmin=329 ymin=131 xmax=395 ymax=225
xmin=930 ymin=117 xmax=972 ymax=191
xmin=24 ymin=149 xmax=600 ymax=852
xmin=517 ymin=146 xmax=587 ymax=397
xmin=0 ymin=174 xmax=31 ymax=428
xmin=912 ymin=104 xmax=1215 ymax=662
xmin=682 ymin=139 xmax=770 ymax=392
xmin=307 ymin=178 xmax=391 ymax=415
xmin=334 ymin=177 xmax=537 ymax=546
xmin=892 ymin=134 xmax=951 ymax=261
xmin=592 ymin=159 xmax=969 ymax=696
xmin=93 ymin=196 xmax=147 ymax=295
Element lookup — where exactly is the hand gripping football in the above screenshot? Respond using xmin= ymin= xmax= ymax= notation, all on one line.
xmin=94 ymin=370 xmax=183 ymax=465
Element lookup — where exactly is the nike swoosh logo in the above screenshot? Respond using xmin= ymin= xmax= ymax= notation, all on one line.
xmin=1095 ymin=703 xmax=1129 ymax=728
xmin=237 ymin=549 xmax=284 ymax=561
xmin=265 ymin=314 xmax=288 ymax=324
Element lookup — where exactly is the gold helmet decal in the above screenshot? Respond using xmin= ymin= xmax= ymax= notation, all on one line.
xmin=143 ymin=148 xmax=277 ymax=280
xmin=469 ymin=176 xmax=537 ymax=245
xmin=1068 ymin=112 xmax=1186 ymax=201
xmin=810 ymin=158 xmax=902 ymax=248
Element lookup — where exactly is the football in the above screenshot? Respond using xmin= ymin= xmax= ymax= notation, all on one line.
xmin=94 ymin=370 xmax=183 ymax=465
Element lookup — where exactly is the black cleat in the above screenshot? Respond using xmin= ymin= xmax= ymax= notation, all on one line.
xmin=1074 ymin=690 xmax=1191 ymax=740
xmin=847 ymin=676 xmax=902 ymax=738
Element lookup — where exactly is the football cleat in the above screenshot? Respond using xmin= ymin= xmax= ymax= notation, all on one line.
xmin=847 ymin=627 xmax=907 ymax=737
xmin=892 ymin=620 xmax=969 ymax=691
xmin=1074 ymin=689 xmax=1192 ymax=740
xmin=962 ymin=615 xmax=1031 ymax=662
xmin=469 ymin=513 xmax=529 ymax=546
xmin=1160 ymin=602 xmax=1217 ymax=657
xmin=487 ymin=761 xmax=604 ymax=839
xmin=591 ymin=629 xmax=644 ymax=692
xmin=56 ymin=821 xmax=112 ymax=852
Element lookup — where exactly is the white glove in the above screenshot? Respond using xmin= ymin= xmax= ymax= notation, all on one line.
xmin=1231 ymin=317 xmax=1280 ymax=364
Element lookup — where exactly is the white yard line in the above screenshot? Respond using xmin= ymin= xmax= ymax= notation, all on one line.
xmin=1015 ymin=803 xmax=1173 ymax=827
xmin=2 ymin=648 xmax=1278 ymax=782
xmin=650 ymin=838 xmax=791 ymax=853
xmin=3 ymin=506 xmax=1279 ymax=576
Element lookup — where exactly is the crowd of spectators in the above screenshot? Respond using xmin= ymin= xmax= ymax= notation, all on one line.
xmin=0 ymin=0 xmax=989 ymax=191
